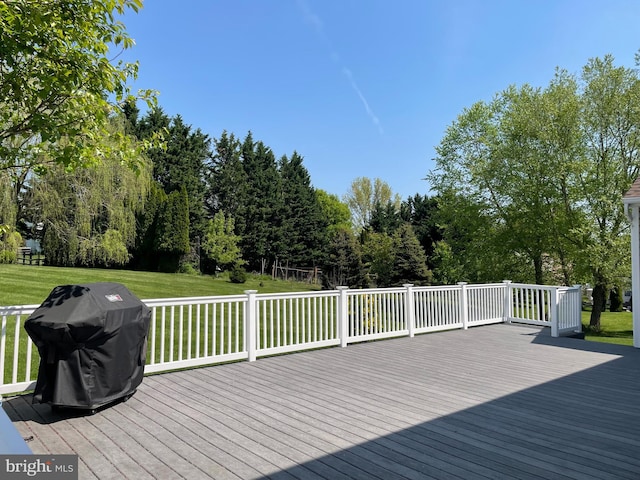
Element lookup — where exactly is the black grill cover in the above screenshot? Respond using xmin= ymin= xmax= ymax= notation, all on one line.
xmin=24 ymin=283 xmax=151 ymax=409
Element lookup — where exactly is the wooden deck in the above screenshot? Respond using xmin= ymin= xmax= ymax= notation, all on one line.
xmin=4 ymin=323 xmax=640 ymax=480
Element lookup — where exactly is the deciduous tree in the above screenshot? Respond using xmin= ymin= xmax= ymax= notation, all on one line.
xmin=343 ymin=177 xmax=400 ymax=230
xmin=429 ymin=54 xmax=640 ymax=329
xmin=0 ymin=0 xmax=155 ymax=173
xmin=202 ymin=211 xmax=243 ymax=273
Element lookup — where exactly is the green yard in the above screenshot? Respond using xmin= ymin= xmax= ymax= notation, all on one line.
xmin=0 ymin=264 xmax=320 ymax=306
xmin=582 ymin=308 xmax=634 ymax=346
xmin=0 ymin=264 xmax=635 ymax=349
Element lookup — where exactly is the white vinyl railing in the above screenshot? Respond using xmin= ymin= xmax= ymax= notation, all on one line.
xmin=0 ymin=281 xmax=582 ymax=395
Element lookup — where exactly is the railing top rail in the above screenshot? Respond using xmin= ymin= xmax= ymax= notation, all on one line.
xmin=255 ymin=290 xmax=340 ymax=301
xmin=0 ymin=304 xmax=39 ymax=316
xmin=509 ymin=283 xmax=581 ymax=292
xmin=345 ymin=287 xmax=406 ymax=295
xmin=143 ymin=295 xmax=247 ymax=307
xmin=465 ymin=283 xmax=508 ymax=290
xmin=413 ymin=285 xmax=462 ymax=292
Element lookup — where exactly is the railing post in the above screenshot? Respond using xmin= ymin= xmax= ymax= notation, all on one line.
xmin=503 ymin=280 xmax=512 ymax=323
xmin=573 ymin=285 xmax=583 ymax=333
xmin=245 ymin=290 xmax=258 ymax=361
xmin=404 ymin=284 xmax=415 ymax=337
xmin=550 ymin=287 xmax=560 ymax=337
xmin=337 ymin=286 xmax=349 ymax=347
xmin=458 ymin=282 xmax=469 ymax=330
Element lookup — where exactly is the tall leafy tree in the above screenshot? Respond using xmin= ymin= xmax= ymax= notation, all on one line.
xmin=361 ymin=230 xmax=394 ymax=287
xmin=315 ymin=189 xmax=352 ymax=236
xmin=0 ymin=0 xmax=155 ymax=174
xmin=201 ymin=211 xmax=243 ymax=273
xmin=429 ymin=54 xmax=640 ymax=329
xmin=343 ymin=177 xmax=400 ymax=230
xmin=30 ymin=120 xmax=152 ymax=267
xmin=430 ymin=76 xmax=581 ymax=285
xmin=572 ymin=56 xmax=640 ymax=328
xmin=0 ymin=170 xmax=20 ymax=262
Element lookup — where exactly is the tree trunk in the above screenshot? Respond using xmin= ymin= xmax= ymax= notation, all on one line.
xmin=589 ymin=282 xmax=607 ymax=330
xmin=533 ymin=255 xmax=544 ymax=285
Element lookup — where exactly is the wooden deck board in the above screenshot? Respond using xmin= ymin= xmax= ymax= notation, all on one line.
xmin=5 ymin=323 xmax=640 ymax=479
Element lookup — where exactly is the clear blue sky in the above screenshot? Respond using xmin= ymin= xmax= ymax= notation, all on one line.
xmin=120 ymin=0 xmax=640 ymax=200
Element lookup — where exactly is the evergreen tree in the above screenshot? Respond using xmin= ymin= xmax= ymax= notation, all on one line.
xmin=206 ymin=131 xmax=247 ymax=235
xmin=136 ymin=108 xmax=210 ymax=242
xmin=320 ymin=229 xmax=368 ymax=289
xmin=155 ymin=186 xmax=190 ymax=272
xmin=280 ymin=152 xmax=327 ymax=266
xmin=131 ymin=181 xmax=166 ymax=271
xmin=241 ymin=136 xmax=284 ymax=271
xmin=369 ymin=200 xmax=402 ymax=235
xmin=388 ymin=223 xmax=431 ymax=286
xmin=400 ymin=194 xmax=443 ymax=269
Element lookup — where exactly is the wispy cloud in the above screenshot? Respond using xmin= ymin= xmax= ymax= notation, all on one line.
xmin=341 ymin=67 xmax=383 ymax=135
xmin=296 ymin=0 xmax=383 ymax=136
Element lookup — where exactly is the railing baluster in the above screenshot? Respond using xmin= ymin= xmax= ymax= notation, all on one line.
xmin=187 ymin=305 xmax=193 ymax=360
xmin=160 ymin=307 xmax=166 ymax=364
xmin=227 ymin=301 xmax=232 ymax=354
xmin=12 ymin=316 xmax=21 ymax=384
xmin=150 ymin=308 xmax=156 ymax=365
xmin=25 ymin=337 xmax=33 ymax=382
xmin=212 ymin=303 xmax=217 ymax=357
xmin=1 ymin=315 xmax=6 ymax=385
xmin=204 ymin=304 xmax=209 ymax=357
xmin=235 ymin=301 xmax=240 ymax=353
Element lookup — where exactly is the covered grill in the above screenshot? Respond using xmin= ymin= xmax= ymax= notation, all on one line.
xmin=24 ymin=282 xmax=151 ymax=412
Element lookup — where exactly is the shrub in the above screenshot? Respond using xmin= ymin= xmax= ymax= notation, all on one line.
xmin=229 ymin=265 xmax=247 ymax=284
xmin=609 ymin=286 xmax=624 ymax=312
xmin=178 ymin=262 xmax=199 ymax=275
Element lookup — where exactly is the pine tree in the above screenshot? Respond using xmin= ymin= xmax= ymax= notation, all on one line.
xmin=206 ymin=131 xmax=247 ymax=235
xmin=155 ymin=186 xmax=190 ymax=272
xmin=320 ymin=229 xmax=368 ymax=289
xmin=136 ymin=108 xmax=210 ymax=242
xmin=241 ymin=136 xmax=284 ymax=271
xmin=280 ymin=152 xmax=327 ymax=266
xmin=389 ymin=223 xmax=432 ymax=286
xmin=400 ymin=194 xmax=443 ymax=269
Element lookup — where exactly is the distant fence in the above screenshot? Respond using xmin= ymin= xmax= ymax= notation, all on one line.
xmin=15 ymin=248 xmax=44 ymax=266
xmin=271 ymin=261 xmax=320 ymax=284
xmin=0 ymin=281 xmax=582 ymax=395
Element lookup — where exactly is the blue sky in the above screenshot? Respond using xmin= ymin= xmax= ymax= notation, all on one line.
xmin=120 ymin=0 xmax=640 ymax=200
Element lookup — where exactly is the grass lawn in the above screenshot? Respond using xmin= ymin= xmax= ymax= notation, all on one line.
xmin=1 ymin=265 xmax=322 ymax=389
xmin=582 ymin=308 xmax=634 ymax=347
xmin=0 ymin=264 xmax=320 ymax=306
